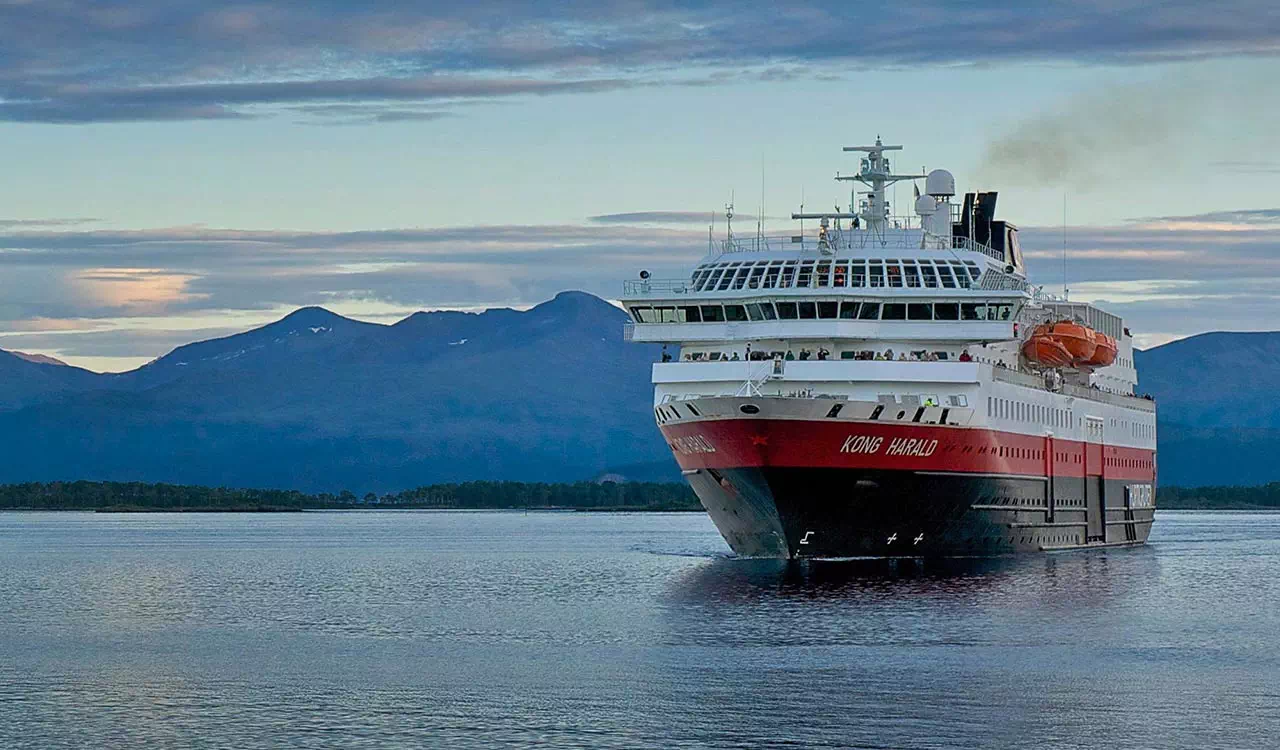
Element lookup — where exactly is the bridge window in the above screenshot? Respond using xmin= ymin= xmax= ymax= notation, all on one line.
xmin=961 ymin=303 xmax=986 ymax=321
xmin=798 ymin=301 xmax=818 ymax=319
xmin=630 ymin=306 xmax=656 ymax=323
xmin=935 ymin=302 xmax=960 ymax=321
xmin=817 ymin=301 xmax=839 ymax=319
xmin=679 ymin=305 xmax=702 ymax=323
xmin=839 ymin=301 xmax=860 ymax=319
xmin=776 ymin=301 xmax=798 ymax=319
xmin=908 ymin=303 xmax=933 ymax=321
xmin=882 ymin=303 xmax=907 ymax=320
xmin=700 ymin=305 xmax=725 ymax=322
xmin=724 ymin=304 xmax=748 ymax=322
xmin=858 ymin=302 xmax=881 ymax=320
xmin=655 ymin=306 xmax=680 ymax=323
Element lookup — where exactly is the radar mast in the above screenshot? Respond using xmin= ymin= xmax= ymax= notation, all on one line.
xmin=838 ymin=136 xmax=927 ymax=245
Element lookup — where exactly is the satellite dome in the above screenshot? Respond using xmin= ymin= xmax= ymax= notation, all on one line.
xmin=914 ymin=194 xmax=937 ymax=215
xmin=926 ymin=169 xmax=955 ymax=197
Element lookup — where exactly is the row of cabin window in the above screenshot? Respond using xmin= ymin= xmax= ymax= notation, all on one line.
xmin=690 ymin=259 xmax=983 ymax=292
xmin=988 ymin=396 xmax=1074 ymax=430
xmin=1112 ymin=417 xmax=1155 ymax=439
xmin=630 ymin=301 xmax=1017 ymax=324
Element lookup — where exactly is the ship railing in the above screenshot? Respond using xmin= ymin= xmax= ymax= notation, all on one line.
xmin=622 ymin=321 xmax=635 ymax=341
xmin=949 ymin=236 xmax=1006 ymax=263
xmin=623 ymin=279 xmax=692 ymax=296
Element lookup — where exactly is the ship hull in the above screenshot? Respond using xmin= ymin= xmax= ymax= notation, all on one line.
xmin=663 ymin=417 xmax=1156 ymax=559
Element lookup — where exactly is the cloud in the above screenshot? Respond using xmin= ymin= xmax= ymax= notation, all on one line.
xmin=1 ymin=2 xmax=1277 ymax=123
xmin=1135 ymin=209 xmax=1280 ymax=226
xmin=590 ymin=211 xmax=757 ymax=225
xmin=0 ymin=218 xmax=102 ymax=228
xmin=0 ymin=75 xmax=634 ymax=123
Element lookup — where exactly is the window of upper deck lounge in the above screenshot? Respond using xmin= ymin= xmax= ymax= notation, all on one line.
xmin=717 ymin=263 xmax=743 ymax=290
xmin=628 ymin=299 xmax=1017 ymax=323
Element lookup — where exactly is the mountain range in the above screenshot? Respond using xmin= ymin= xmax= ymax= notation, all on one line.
xmin=1 ymin=292 xmax=1276 ymax=490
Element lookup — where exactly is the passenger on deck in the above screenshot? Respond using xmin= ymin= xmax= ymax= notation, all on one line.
xmin=730 ymin=352 xmax=740 ymax=361
xmin=817 ymin=348 xmax=830 ymax=361
xmin=785 ymin=350 xmax=796 ymax=361
xmin=799 ymin=349 xmax=811 ymax=361
xmin=874 ymin=352 xmax=885 ymax=360
xmin=898 ymin=353 xmax=908 ymax=361
xmin=883 ymin=349 xmax=894 ymax=360
xmin=661 ymin=346 xmax=672 ymax=363
xmin=958 ymin=349 xmax=972 ymax=362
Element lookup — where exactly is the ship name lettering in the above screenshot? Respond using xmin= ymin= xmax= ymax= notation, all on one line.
xmin=672 ymin=435 xmax=716 ymax=455
xmin=840 ymin=435 xmax=884 ymax=454
xmin=885 ymin=437 xmax=938 ymax=457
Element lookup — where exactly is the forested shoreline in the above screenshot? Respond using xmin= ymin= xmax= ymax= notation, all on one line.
xmin=1 ymin=480 xmax=1278 ymax=512
xmin=0 ymin=480 xmax=703 ymax=512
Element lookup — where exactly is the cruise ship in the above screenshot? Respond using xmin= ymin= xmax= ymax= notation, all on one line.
xmin=623 ymin=138 xmax=1156 ymax=558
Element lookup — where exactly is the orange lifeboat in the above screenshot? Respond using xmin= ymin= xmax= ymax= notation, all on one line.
xmin=1022 ymin=335 xmax=1074 ymax=368
xmin=1086 ymin=333 xmax=1118 ymax=367
xmin=1044 ymin=320 xmax=1097 ymax=364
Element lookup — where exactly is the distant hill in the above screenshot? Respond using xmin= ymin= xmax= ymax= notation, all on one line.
xmin=0 ymin=349 xmax=109 ymax=410
xmin=1136 ymin=331 xmax=1280 ymax=428
xmin=1 ymin=298 xmax=1278 ymax=490
xmin=0 ymin=292 xmax=668 ymax=492
xmin=6 ymin=350 xmax=69 ymax=367
xmin=1134 ymin=331 xmax=1280 ymax=486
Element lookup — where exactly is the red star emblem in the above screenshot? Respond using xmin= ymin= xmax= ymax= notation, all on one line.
xmin=749 ymin=435 xmax=769 ymax=447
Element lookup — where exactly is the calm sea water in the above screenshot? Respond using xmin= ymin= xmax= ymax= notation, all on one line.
xmin=1 ymin=510 xmax=1277 ymax=749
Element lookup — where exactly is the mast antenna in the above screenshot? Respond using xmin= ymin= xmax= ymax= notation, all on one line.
xmin=1063 ymin=193 xmax=1069 ymax=300
xmin=758 ymin=160 xmax=765 ymax=249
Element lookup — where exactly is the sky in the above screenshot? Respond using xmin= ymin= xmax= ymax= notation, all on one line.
xmin=0 ymin=1 xmax=1277 ymax=371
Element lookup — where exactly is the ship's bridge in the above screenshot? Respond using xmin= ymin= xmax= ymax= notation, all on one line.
xmin=622 ymin=227 xmax=1044 ymax=345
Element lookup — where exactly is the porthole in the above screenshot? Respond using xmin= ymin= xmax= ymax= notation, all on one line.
xmin=739 ymin=404 xmax=760 ymax=415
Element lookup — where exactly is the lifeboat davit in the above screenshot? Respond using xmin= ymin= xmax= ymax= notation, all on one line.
xmin=1087 ymin=333 xmax=1118 ymax=368
xmin=1022 ymin=335 xmax=1074 ymax=368
xmin=1043 ymin=321 xmax=1097 ymax=364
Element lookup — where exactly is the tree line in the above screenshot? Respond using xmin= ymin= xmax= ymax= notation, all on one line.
xmin=0 ymin=480 xmax=703 ymax=512
xmin=1156 ymin=483 xmax=1280 ymax=510
xmin=1 ymin=480 xmax=1278 ymax=512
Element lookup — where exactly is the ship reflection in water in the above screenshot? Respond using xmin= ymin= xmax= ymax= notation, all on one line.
xmin=669 ymin=549 xmax=1152 ymax=606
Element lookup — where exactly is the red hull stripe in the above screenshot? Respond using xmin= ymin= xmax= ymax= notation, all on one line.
xmin=660 ymin=419 xmax=1156 ymax=481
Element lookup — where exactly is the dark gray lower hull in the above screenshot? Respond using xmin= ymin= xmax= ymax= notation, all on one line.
xmin=686 ymin=467 xmax=1155 ymax=558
